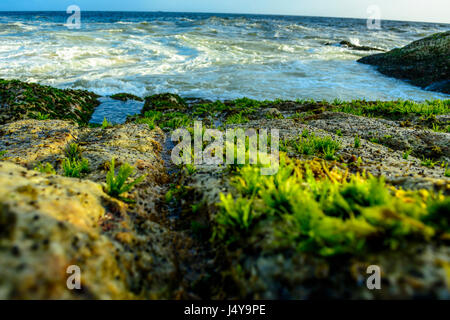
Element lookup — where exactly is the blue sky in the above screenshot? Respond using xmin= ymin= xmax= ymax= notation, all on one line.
xmin=0 ymin=0 xmax=449 ymax=23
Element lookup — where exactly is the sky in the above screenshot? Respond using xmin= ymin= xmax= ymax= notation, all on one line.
xmin=0 ymin=0 xmax=449 ymax=24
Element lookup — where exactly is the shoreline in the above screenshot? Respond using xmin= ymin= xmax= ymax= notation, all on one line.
xmin=0 ymin=78 xmax=449 ymax=299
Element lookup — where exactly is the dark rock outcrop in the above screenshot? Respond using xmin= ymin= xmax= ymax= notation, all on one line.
xmin=0 ymin=79 xmax=100 ymax=125
xmin=141 ymin=93 xmax=187 ymax=114
xmin=358 ymin=31 xmax=450 ymax=94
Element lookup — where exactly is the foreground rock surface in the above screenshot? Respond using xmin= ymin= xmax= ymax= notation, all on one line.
xmin=0 ymin=91 xmax=449 ymax=300
xmin=358 ymin=31 xmax=450 ymax=94
xmin=0 ymin=120 xmax=179 ymax=299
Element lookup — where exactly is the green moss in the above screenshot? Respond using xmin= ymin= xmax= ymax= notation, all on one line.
xmin=354 ymin=135 xmax=361 ymax=148
xmin=335 ymin=99 xmax=450 ymax=119
xmin=136 ymin=110 xmax=191 ymax=131
xmin=101 ymin=117 xmax=113 ymax=129
xmin=30 ymin=112 xmax=50 ymax=120
xmin=0 ymin=150 xmax=7 ymax=160
xmin=62 ymin=158 xmax=90 ymax=178
xmin=141 ymin=93 xmax=187 ymax=113
xmin=291 ymin=133 xmax=341 ymax=160
xmin=403 ymin=149 xmax=412 ymax=160
xmin=421 ymin=157 xmax=437 ymax=168
xmin=0 ymin=79 xmax=100 ymax=125
xmin=213 ymin=154 xmax=446 ymax=256
xmin=64 ymin=143 xmax=82 ymax=162
xmin=110 ymin=93 xmax=143 ymax=102
xmin=105 ymin=158 xmax=146 ymax=200
xmin=225 ymin=112 xmax=249 ymax=125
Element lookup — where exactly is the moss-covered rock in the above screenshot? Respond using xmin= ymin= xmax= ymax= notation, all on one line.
xmin=141 ymin=93 xmax=187 ymax=114
xmin=0 ymin=79 xmax=100 ymax=125
xmin=0 ymin=120 xmax=179 ymax=299
xmin=110 ymin=93 xmax=143 ymax=102
xmin=358 ymin=31 xmax=450 ymax=94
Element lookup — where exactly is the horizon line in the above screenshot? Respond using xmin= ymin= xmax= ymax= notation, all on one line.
xmin=0 ymin=10 xmax=449 ymax=25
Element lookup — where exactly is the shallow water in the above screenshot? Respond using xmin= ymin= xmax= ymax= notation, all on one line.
xmin=0 ymin=12 xmax=449 ymax=121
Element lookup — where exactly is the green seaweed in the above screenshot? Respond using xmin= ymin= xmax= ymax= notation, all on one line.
xmin=354 ymin=135 xmax=361 ymax=148
xmin=110 ymin=93 xmax=143 ymax=102
xmin=292 ymin=133 xmax=341 ymax=159
xmin=105 ymin=158 xmax=146 ymax=199
xmin=64 ymin=143 xmax=82 ymax=162
xmin=101 ymin=117 xmax=113 ymax=129
xmin=62 ymin=158 xmax=90 ymax=178
xmin=213 ymin=154 xmax=445 ymax=256
xmin=335 ymin=99 xmax=450 ymax=119
xmin=0 ymin=79 xmax=100 ymax=125
xmin=31 ymin=112 xmax=50 ymax=120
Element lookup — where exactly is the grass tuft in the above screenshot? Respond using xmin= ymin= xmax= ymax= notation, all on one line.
xmin=105 ymin=158 xmax=146 ymax=199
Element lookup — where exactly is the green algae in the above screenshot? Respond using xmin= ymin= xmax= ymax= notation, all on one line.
xmin=62 ymin=158 xmax=90 ymax=178
xmin=141 ymin=93 xmax=187 ymax=113
xmin=284 ymin=133 xmax=341 ymax=160
xmin=33 ymin=162 xmax=56 ymax=175
xmin=136 ymin=110 xmax=192 ymax=131
xmin=101 ymin=117 xmax=113 ymax=129
xmin=0 ymin=150 xmax=7 ymax=160
xmin=0 ymin=79 xmax=100 ymax=125
xmin=105 ymin=157 xmax=146 ymax=199
xmin=335 ymin=100 xmax=450 ymax=119
xmin=30 ymin=112 xmax=50 ymax=120
xmin=110 ymin=93 xmax=143 ymax=102
xmin=213 ymin=154 xmax=448 ymax=256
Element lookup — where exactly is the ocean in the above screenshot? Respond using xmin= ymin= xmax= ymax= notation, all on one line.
xmin=0 ymin=11 xmax=449 ymax=121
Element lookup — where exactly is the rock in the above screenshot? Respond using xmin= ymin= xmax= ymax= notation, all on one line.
xmin=0 ymin=120 xmax=179 ymax=299
xmin=0 ymin=79 xmax=100 ymax=125
xmin=110 ymin=93 xmax=143 ymax=102
xmin=338 ymin=40 xmax=385 ymax=52
xmin=141 ymin=93 xmax=187 ymax=114
xmin=265 ymin=108 xmax=282 ymax=118
xmin=358 ymin=31 xmax=450 ymax=94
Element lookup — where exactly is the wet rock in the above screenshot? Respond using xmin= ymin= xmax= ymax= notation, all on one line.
xmin=141 ymin=93 xmax=187 ymax=113
xmin=0 ymin=79 xmax=100 ymax=125
xmin=110 ymin=93 xmax=143 ymax=102
xmin=265 ymin=108 xmax=282 ymax=118
xmin=0 ymin=121 xmax=178 ymax=299
xmin=358 ymin=31 xmax=450 ymax=94
xmin=338 ymin=40 xmax=385 ymax=52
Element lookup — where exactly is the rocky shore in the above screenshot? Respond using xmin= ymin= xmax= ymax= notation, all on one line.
xmin=358 ymin=31 xmax=450 ymax=94
xmin=0 ymin=77 xmax=449 ymax=299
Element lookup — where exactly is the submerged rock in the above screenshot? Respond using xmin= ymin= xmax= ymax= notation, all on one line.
xmin=0 ymin=79 xmax=100 ymax=125
xmin=358 ymin=31 xmax=450 ymax=94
